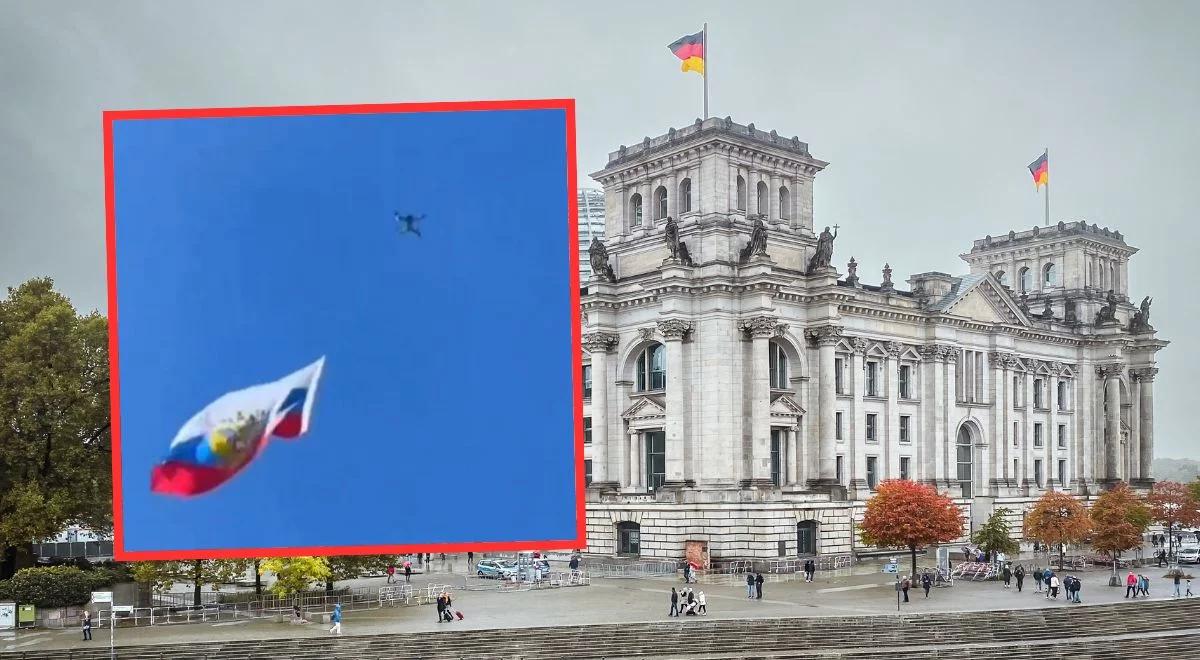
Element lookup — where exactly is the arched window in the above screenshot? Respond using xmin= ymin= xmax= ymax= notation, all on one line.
xmin=756 ymin=181 xmax=768 ymax=215
xmin=654 ymin=186 xmax=668 ymax=221
xmin=957 ymin=426 xmax=974 ymax=498
xmin=679 ymin=178 xmax=692 ymax=213
xmin=1043 ymin=263 xmax=1056 ymax=287
xmin=635 ymin=343 xmax=666 ymax=392
xmin=630 ymin=193 xmax=643 ymax=227
xmin=736 ymin=175 xmax=746 ymax=210
xmin=769 ymin=341 xmax=789 ymax=389
xmin=779 ymin=186 xmax=791 ymax=219
xmin=1018 ymin=267 xmax=1031 ymax=293
xmin=994 ymin=270 xmax=1006 ymax=286
xmin=616 ymin=521 xmax=641 ymax=555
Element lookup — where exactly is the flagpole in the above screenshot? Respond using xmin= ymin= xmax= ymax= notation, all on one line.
xmin=702 ymin=22 xmax=709 ymax=119
xmin=1043 ymin=147 xmax=1050 ymax=226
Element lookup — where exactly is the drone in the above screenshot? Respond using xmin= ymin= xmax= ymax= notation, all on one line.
xmin=394 ymin=212 xmax=424 ymax=238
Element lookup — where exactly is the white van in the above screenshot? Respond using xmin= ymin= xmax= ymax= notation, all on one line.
xmin=1179 ymin=533 xmax=1199 ymax=551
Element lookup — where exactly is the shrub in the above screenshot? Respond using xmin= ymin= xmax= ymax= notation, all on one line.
xmin=1 ymin=566 xmax=98 ymax=608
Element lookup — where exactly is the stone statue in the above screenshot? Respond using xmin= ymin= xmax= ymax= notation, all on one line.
xmin=1064 ymin=298 xmax=1078 ymax=323
xmin=845 ymin=257 xmax=860 ymax=287
xmin=1139 ymin=296 xmax=1152 ymax=324
xmin=1019 ymin=294 xmax=1031 ymax=316
xmin=880 ymin=263 xmax=894 ymax=292
xmin=677 ymin=241 xmax=694 ymax=267
xmin=1041 ymin=298 xmax=1055 ymax=320
xmin=1094 ymin=289 xmax=1119 ymax=325
xmin=1129 ymin=295 xmax=1153 ymax=333
xmin=588 ymin=237 xmax=616 ymax=282
xmin=739 ymin=216 xmax=769 ymax=264
xmin=664 ymin=216 xmax=680 ymax=259
xmin=806 ymin=225 xmax=838 ymax=274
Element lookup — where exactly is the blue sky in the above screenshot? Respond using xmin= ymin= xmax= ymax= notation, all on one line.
xmin=111 ymin=107 xmax=578 ymax=552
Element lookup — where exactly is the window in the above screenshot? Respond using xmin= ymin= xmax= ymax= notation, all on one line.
xmin=1057 ymin=424 xmax=1067 ymax=449
xmin=585 ymin=459 xmax=593 ymax=486
xmin=899 ymin=365 xmax=912 ymax=399
xmin=635 ymin=343 xmax=666 ymax=391
xmin=779 ymin=186 xmax=791 ymax=219
xmin=655 ymin=186 xmax=668 ymax=221
xmin=900 ymin=416 xmax=911 ymax=443
xmin=630 ymin=193 xmax=643 ymax=227
xmin=866 ymin=456 xmax=879 ymax=490
xmin=866 ymin=361 xmax=879 ymax=397
xmin=1012 ymin=375 xmax=1020 ymax=406
xmin=835 ymin=412 xmax=843 ymax=440
xmin=995 ymin=270 xmax=1006 ymax=285
xmin=757 ymin=181 xmax=768 ymax=214
xmin=1014 ymin=458 xmax=1019 ymax=479
xmin=583 ymin=364 xmax=592 ymax=400
xmin=1034 ymin=423 xmax=1044 ymax=447
xmin=616 ymin=521 xmax=640 ymax=555
xmin=1018 ymin=266 xmax=1031 ymax=293
xmin=1013 ymin=421 xmax=1019 ymax=446
xmin=835 ymin=357 xmax=846 ymax=394
xmin=900 ymin=457 xmax=911 ymax=481
xmin=1057 ymin=381 xmax=1068 ymax=411
xmin=1043 ymin=263 xmax=1056 ymax=287
xmin=644 ymin=431 xmax=666 ymax=491
xmin=736 ymin=175 xmax=746 ymax=210
xmin=1034 ymin=459 xmax=1044 ymax=488
xmin=866 ymin=414 xmax=878 ymax=442
xmin=679 ymin=178 xmax=692 ymax=213
xmin=770 ymin=429 xmax=782 ymax=487
xmin=836 ymin=455 xmax=845 ymax=485
xmin=1057 ymin=459 xmax=1066 ymax=486
xmin=584 ymin=417 xmax=592 ymax=444
xmin=769 ymin=342 xmax=789 ymax=389
xmin=1033 ymin=378 xmax=1044 ymax=408
xmin=957 ymin=426 xmax=973 ymax=498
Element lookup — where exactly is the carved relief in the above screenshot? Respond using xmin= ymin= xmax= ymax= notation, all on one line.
xmin=1096 ymin=363 xmax=1124 ymax=379
xmin=739 ymin=315 xmax=780 ymax=338
xmin=885 ymin=341 xmax=904 ymax=357
xmin=849 ymin=337 xmax=869 ymax=354
xmin=805 ymin=326 xmax=844 ymax=346
xmin=1129 ymin=367 xmax=1158 ymax=382
xmin=657 ymin=318 xmax=694 ymax=341
xmin=637 ymin=327 xmax=656 ymax=342
xmin=582 ymin=332 xmax=619 ymax=353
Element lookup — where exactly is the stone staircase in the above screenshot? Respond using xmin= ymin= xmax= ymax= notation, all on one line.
xmin=3 ymin=599 xmax=1198 ymax=660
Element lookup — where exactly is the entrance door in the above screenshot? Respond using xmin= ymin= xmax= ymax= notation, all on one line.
xmin=797 ymin=521 xmax=818 ymax=556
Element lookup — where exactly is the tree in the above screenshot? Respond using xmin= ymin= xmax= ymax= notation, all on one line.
xmin=260 ymin=557 xmax=331 ymax=597
xmin=0 ymin=278 xmax=111 ymax=579
xmin=1147 ymin=481 xmax=1200 ymax=559
xmin=1089 ymin=483 xmax=1151 ymax=585
xmin=323 ymin=555 xmax=398 ymax=591
xmin=1025 ymin=491 xmax=1091 ymax=570
xmin=859 ymin=480 xmax=963 ymax=578
xmin=971 ymin=508 xmax=1019 ymax=560
xmin=130 ymin=560 xmax=250 ymax=607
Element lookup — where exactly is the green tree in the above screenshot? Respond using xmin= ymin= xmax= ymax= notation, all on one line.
xmin=260 ymin=557 xmax=331 ymax=597
xmin=0 ymin=278 xmax=111 ymax=579
xmin=130 ymin=560 xmax=251 ymax=607
xmin=323 ymin=555 xmax=397 ymax=591
xmin=971 ymin=508 xmax=1019 ymax=560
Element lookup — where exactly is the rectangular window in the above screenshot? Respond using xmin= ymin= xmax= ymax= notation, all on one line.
xmin=1034 ymin=423 xmax=1044 ymax=447
xmin=584 ymin=417 xmax=592 ymax=444
xmin=1013 ymin=421 xmax=1019 ymax=446
xmin=1057 ymin=424 xmax=1067 ymax=449
xmin=1058 ymin=381 xmax=1068 ymax=411
xmin=835 ymin=357 xmax=846 ymax=394
xmin=1034 ymin=459 xmax=1044 ymax=488
xmin=583 ymin=365 xmax=592 ymax=400
xmin=836 ymin=412 xmax=844 ymax=440
xmin=585 ymin=459 xmax=593 ymax=486
xmin=1013 ymin=375 xmax=1020 ymax=407
xmin=770 ymin=429 xmax=782 ymax=487
xmin=836 ymin=455 xmax=845 ymax=485
xmin=899 ymin=364 xmax=911 ymax=399
xmin=645 ymin=431 xmax=666 ymax=491
xmin=866 ymin=361 xmax=879 ymax=397
xmin=1013 ymin=458 xmax=1019 ymax=479
xmin=866 ymin=414 xmax=878 ymax=442
xmin=1057 ymin=459 xmax=1066 ymax=486
xmin=866 ymin=456 xmax=879 ymax=490
xmin=900 ymin=457 xmax=911 ymax=481
xmin=1034 ymin=378 xmax=1044 ymax=408
xmin=900 ymin=416 xmax=911 ymax=443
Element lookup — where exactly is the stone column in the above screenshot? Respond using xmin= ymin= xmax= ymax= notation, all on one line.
xmin=1078 ymin=362 xmax=1095 ymax=486
xmin=658 ymin=318 xmax=692 ymax=488
xmin=989 ymin=353 xmax=1009 ymax=488
xmin=885 ymin=342 xmax=902 ymax=481
xmin=768 ymin=173 xmax=780 ymax=220
xmin=740 ymin=316 xmax=778 ymax=486
xmin=642 ymin=180 xmax=654 ymax=226
xmin=849 ymin=337 xmax=868 ymax=497
xmin=1098 ymin=363 xmax=1123 ymax=483
xmin=1047 ymin=370 xmax=1059 ymax=488
xmin=628 ymin=429 xmax=641 ymax=490
xmin=583 ymin=332 xmax=619 ymax=489
xmin=1130 ymin=377 xmax=1141 ymax=483
xmin=807 ymin=327 xmax=843 ymax=486
xmin=942 ymin=347 xmax=957 ymax=488
xmin=666 ymin=170 xmax=678 ymax=220
xmin=1024 ymin=362 xmax=1035 ymax=488
xmin=1134 ymin=367 xmax=1157 ymax=482
xmin=786 ymin=426 xmax=800 ymax=486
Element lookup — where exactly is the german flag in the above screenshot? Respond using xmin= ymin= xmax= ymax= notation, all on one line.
xmin=668 ymin=31 xmax=705 ymax=76
xmin=1028 ymin=151 xmax=1048 ymax=189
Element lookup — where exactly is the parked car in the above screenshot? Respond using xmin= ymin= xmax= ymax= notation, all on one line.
xmin=476 ymin=559 xmax=517 ymax=579
xmin=1178 ymin=548 xmax=1200 ymax=564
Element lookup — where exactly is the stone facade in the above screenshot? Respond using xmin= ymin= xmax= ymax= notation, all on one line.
xmin=579 ymin=118 xmax=1168 ymax=561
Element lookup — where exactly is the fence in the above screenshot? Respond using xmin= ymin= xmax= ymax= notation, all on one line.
xmin=31 ymin=540 xmax=114 ymax=560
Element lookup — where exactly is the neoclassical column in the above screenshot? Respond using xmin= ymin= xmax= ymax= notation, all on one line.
xmin=1097 ymin=363 xmax=1124 ymax=483
xmin=728 ymin=163 xmax=740 ymax=212
xmin=747 ymin=168 xmax=759 ymax=215
xmin=583 ymin=332 xmax=619 ymax=489
xmin=1078 ymin=361 xmax=1096 ymax=486
xmin=641 ymin=180 xmax=654 ymax=226
xmin=658 ymin=318 xmax=693 ymax=488
xmin=1133 ymin=367 xmax=1157 ymax=481
xmin=885 ymin=342 xmax=903 ymax=481
xmin=786 ymin=426 xmax=800 ymax=486
xmin=628 ymin=429 xmax=640 ymax=490
xmin=666 ymin=170 xmax=678 ymax=220
xmin=740 ymin=315 xmax=780 ymax=486
xmin=988 ymin=352 xmax=1009 ymax=490
xmin=848 ymin=337 xmax=868 ymax=496
xmin=1047 ymin=369 xmax=1059 ymax=488
xmin=1024 ymin=361 xmax=1035 ymax=488
xmin=768 ymin=173 xmax=780 ymax=220
xmin=806 ymin=326 xmax=843 ymax=486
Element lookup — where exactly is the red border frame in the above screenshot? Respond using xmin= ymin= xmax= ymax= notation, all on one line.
xmin=105 ymin=99 xmax=585 ymax=561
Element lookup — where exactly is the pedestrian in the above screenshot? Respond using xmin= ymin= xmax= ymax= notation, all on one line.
xmin=404 ymin=561 xmax=412 ymax=583
xmin=1033 ymin=567 xmax=1044 ymax=593
xmin=417 ymin=553 xmax=423 ymax=567
xmin=921 ymin=571 xmax=932 ymax=598
xmin=755 ymin=572 xmax=764 ymax=600
xmin=962 ymin=545 xmax=972 ymax=562
xmin=328 ymin=603 xmax=342 ymax=635
xmin=1174 ymin=572 xmax=1182 ymax=598
xmin=1141 ymin=574 xmax=1151 ymax=597
xmin=81 ymin=610 xmax=92 ymax=641
xmin=386 ymin=563 xmax=395 ymax=584
xmin=697 ymin=590 xmax=707 ymax=615
xmin=1186 ymin=578 xmax=1194 ymax=597
xmin=683 ymin=562 xmax=691 ymax=584
xmin=468 ymin=551 xmax=474 ymax=566
xmin=1072 ymin=576 xmax=1082 ymax=603
xmin=1014 ymin=565 xmax=1025 ymax=592
xmin=1002 ymin=564 xmax=1012 ymax=589
xmin=670 ymin=587 xmax=680 ymax=616
xmin=1044 ymin=569 xmax=1054 ymax=599
xmin=569 ymin=554 xmax=580 ymax=572
xmin=1049 ymin=574 xmax=1060 ymax=599
xmin=746 ymin=573 xmax=755 ymax=598
xmin=436 ymin=594 xmax=446 ymax=623
xmin=805 ymin=559 xmax=816 ymax=582
xmin=426 ymin=553 xmax=431 ymax=564
xmin=1125 ymin=571 xmax=1138 ymax=598
xmin=901 ymin=576 xmax=911 ymax=602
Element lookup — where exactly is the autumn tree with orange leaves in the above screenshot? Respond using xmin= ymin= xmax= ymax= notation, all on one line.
xmin=859 ymin=480 xmax=963 ymax=578
xmin=1146 ymin=481 xmax=1200 ymax=558
xmin=1025 ymin=490 xmax=1091 ymax=570
xmin=1089 ymin=483 xmax=1151 ymax=584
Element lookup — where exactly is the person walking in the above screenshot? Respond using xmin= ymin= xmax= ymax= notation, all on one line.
xmin=697 ymin=591 xmax=707 ymax=615
xmin=328 ymin=604 xmax=343 ymax=635
xmin=1049 ymin=574 xmax=1060 ymax=599
xmin=386 ymin=563 xmax=395 ymax=584
xmin=1141 ymin=574 xmax=1151 ymax=598
xmin=1073 ymin=576 xmax=1083 ymax=603
xmin=683 ymin=562 xmax=691 ymax=584
xmin=755 ymin=572 xmax=764 ymax=600
xmin=468 ymin=551 xmax=474 ymax=567
xmin=1126 ymin=571 xmax=1138 ymax=598
xmin=670 ymin=588 xmax=680 ymax=617
xmin=404 ymin=560 xmax=412 ymax=583
xmin=1174 ymin=572 xmax=1182 ymax=598
xmin=436 ymin=594 xmax=446 ymax=623
xmin=921 ymin=571 xmax=932 ymax=598
xmin=901 ymin=576 xmax=911 ymax=603
xmin=1002 ymin=564 xmax=1012 ymax=589
xmin=1033 ymin=567 xmax=1044 ymax=593
xmin=746 ymin=573 xmax=755 ymax=598
xmin=81 ymin=610 xmax=92 ymax=641
xmin=1014 ymin=565 xmax=1025 ymax=592
xmin=805 ymin=559 xmax=816 ymax=582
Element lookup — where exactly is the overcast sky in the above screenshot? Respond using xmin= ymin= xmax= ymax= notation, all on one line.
xmin=1 ymin=1 xmax=1196 ymax=459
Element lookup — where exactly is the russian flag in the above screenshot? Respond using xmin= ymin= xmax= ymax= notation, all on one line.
xmin=150 ymin=357 xmax=326 ymax=497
